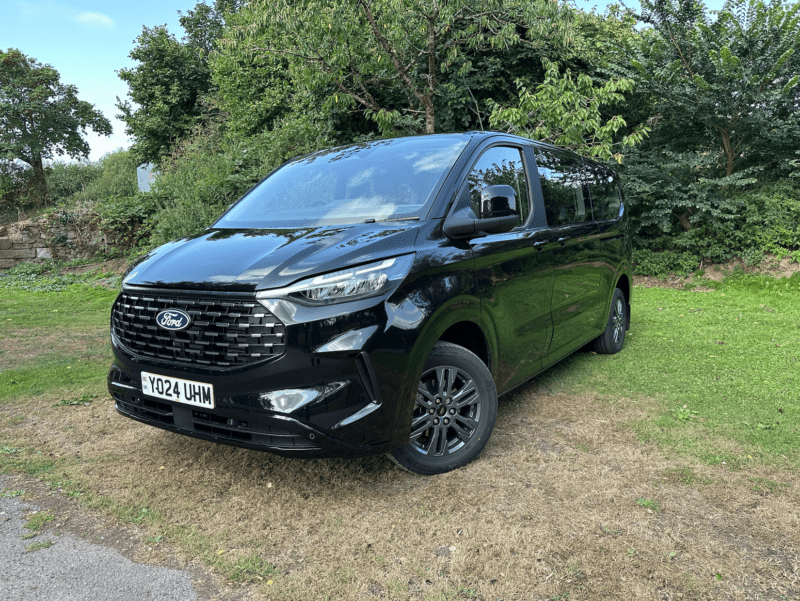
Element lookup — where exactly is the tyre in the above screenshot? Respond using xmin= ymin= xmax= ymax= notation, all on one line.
xmin=592 ymin=288 xmax=627 ymax=354
xmin=389 ymin=342 xmax=498 ymax=475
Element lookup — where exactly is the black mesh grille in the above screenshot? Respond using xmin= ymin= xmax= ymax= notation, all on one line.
xmin=190 ymin=410 xmax=316 ymax=448
xmin=116 ymin=397 xmax=175 ymax=425
xmin=111 ymin=292 xmax=286 ymax=367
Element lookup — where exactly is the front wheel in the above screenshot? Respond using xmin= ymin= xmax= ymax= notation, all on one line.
xmin=592 ymin=288 xmax=627 ymax=354
xmin=389 ymin=342 xmax=497 ymax=475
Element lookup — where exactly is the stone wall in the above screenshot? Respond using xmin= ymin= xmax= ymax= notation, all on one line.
xmin=0 ymin=214 xmax=110 ymax=270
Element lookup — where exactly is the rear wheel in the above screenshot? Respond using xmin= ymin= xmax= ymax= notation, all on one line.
xmin=592 ymin=288 xmax=627 ymax=354
xmin=389 ymin=342 xmax=497 ymax=475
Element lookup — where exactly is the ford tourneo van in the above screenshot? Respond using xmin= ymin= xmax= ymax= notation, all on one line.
xmin=108 ymin=132 xmax=632 ymax=474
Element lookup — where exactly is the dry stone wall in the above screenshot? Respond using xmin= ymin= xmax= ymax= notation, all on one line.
xmin=0 ymin=215 xmax=110 ymax=270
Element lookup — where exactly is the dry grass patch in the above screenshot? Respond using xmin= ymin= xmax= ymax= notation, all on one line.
xmin=4 ymin=382 xmax=798 ymax=600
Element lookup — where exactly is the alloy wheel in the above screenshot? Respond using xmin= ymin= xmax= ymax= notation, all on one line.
xmin=410 ymin=365 xmax=482 ymax=457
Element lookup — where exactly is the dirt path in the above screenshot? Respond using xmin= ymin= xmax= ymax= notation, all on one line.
xmin=0 ymin=475 xmax=229 ymax=601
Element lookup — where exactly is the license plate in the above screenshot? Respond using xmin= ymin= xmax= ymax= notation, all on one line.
xmin=141 ymin=371 xmax=215 ymax=409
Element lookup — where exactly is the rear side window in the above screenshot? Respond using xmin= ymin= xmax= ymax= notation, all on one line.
xmin=535 ymin=149 xmax=591 ymax=226
xmin=467 ymin=146 xmax=530 ymax=227
xmin=585 ymin=162 xmax=621 ymax=221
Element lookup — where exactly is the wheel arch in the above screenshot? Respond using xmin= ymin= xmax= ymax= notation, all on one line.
xmin=615 ymin=272 xmax=631 ymax=303
xmin=437 ymin=321 xmax=491 ymax=371
xmin=407 ymin=302 xmax=498 ymax=393
xmin=614 ymin=270 xmax=632 ymax=331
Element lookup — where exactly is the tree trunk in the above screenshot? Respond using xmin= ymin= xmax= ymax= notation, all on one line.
xmin=424 ymin=12 xmax=437 ymax=134
xmin=719 ymin=129 xmax=735 ymax=176
xmin=424 ymin=97 xmax=435 ymax=134
xmin=30 ymin=156 xmax=48 ymax=205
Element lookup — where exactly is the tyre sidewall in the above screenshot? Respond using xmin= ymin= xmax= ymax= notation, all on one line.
xmin=596 ymin=288 xmax=626 ymax=354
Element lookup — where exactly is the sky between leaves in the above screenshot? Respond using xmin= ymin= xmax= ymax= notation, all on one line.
xmin=1 ymin=0 xmax=728 ymax=163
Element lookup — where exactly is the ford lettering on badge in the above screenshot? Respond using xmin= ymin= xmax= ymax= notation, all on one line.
xmin=156 ymin=309 xmax=191 ymax=331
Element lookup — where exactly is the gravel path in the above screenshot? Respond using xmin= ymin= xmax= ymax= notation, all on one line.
xmin=0 ymin=477 xmax=201 ymax=601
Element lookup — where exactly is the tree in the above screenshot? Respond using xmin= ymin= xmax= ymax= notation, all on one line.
xmin=228 ymin=0 xmax=576 ymax=135
xmin=116 ymin=26 xmax=213 ymax=164
xmin=615 ymin=0 xmax=800 ymax=244
xmin=179 ymin=0 xmax=247 ymax=56
xmin=632 ymin=0 xmax=800 ymax=177
xmin=117 ymin=1 xmax=245 ymax=164
xmin=0 ymin=49 xmax=111 ymax=202
xmin=489 ymin=58 xmax=649 ymax=161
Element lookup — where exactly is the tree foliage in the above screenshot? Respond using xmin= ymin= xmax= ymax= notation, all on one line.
xmin=179 ymin=0 xmax=247 ymax=55
xmin=227 ymin=0 xmax=575 ymax=135
xmin=109 ymin=0 xmax=800 ymax=270
xmin=116 ymin=1 xmax=246 ymax=165
xmin=613 ymin=0 xmax=800 ymax=272
xmin=0 ymin=48 xmax=111 ymax=203
xmin=489 ymin=58 xmax=649 ymax=161
xmin=116 ymin=27 xmax=213 ymax=164
xmin=631 ymin=0 xmax=800 ymax=177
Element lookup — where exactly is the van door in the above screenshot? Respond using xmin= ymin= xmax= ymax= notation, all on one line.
xmin=468 ymin=145 xmax=554 ymax=392
xmin=534 ymin=148 xmax=605 ymax=365
xmin=585 ymin=162 xmax=627 ymax=302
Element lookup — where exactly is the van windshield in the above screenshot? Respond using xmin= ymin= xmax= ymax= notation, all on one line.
xmin=214 ymin=136 xmax=468 ymax=228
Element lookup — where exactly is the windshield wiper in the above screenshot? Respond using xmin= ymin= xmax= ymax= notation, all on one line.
xmin=363 ymin=216 xmax=420 ymax=223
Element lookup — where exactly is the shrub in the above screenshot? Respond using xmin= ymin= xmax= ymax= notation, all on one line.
xmin=735 ymin=181 xmax=800 ymax=257
xmin=45 ymin=161 xmax=102 ymax=204
xmin=632 ymin=249 xmax=699 ymax=277
xmin=0 ymin=160 xmax=33 ymax=207
xmin=79 ymin=150 xmax=139 ymax=202
xmin=95 ymin=193 xmax=160 ymax=246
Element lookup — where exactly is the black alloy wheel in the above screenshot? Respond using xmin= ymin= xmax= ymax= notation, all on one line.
xmin=389 ymin=342 xmax=497 ymax=475
xmin=592 ymin=288 xmax=627 ymax=354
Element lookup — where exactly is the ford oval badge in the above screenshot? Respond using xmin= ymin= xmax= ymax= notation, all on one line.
xmin=156 ymin=309 xmax=191 ymax=331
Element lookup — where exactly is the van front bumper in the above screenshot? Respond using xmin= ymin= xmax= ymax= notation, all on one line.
xmin=108 ymin=287 xmax=426 ymax=458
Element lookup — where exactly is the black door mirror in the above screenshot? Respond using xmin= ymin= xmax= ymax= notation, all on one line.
xmin=480 ymin=185 xmax=518 ymax=219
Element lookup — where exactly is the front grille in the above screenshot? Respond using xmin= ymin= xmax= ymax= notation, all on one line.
xmin=116 ymin=396 xmax=175 ymax=425
xmin=111 ymin=292 xmax=286 ymax=368
xmin=191 ymin=410 xmax=317 ymax=448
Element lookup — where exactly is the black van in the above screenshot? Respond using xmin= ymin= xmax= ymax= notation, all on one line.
xmin=108 ymin=132 xmax=631 ymax=474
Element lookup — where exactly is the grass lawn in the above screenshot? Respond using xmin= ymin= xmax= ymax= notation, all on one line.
xmin=538 ymin=272 xmax=800 ymax=470
xmin=1 ymin=270 xmax=798 ymax=600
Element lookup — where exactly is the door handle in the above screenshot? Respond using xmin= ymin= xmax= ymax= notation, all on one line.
xmin=533 ymin=240 xmax=546 ymax=250
xmin=557 ymin=237 xmax=570 ymax=245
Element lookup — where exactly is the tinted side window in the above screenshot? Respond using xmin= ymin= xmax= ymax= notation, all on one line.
xmin=468 ymin=146 xmax=530 ymax=227
xmin=535 ymin=149 xmax=591 ymax=226
xmin=585 ymin=162 xmax=621 ymax=221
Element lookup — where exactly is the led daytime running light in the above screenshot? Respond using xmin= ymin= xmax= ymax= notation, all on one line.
xmin=257 ymin=255 xmax=413 ymax=306
xmin=300 ymin=272 xmax=388 ymax=301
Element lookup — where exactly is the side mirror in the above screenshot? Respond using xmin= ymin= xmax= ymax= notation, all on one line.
xmin=443 ymin=205 xmax=518 ymax=239
xmin=480 ymin=185 xmax=518 ymax=219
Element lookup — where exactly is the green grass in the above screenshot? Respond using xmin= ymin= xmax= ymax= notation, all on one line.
xmin=24 ymin=510 xmax=55 ymax=532
xmin=539 ymin=271 xmax=800 ymax=469
xmin=53 ymin=393 xmax=99 ymax=407
xmin=0 ymin=285 xmax=117 ymax=330
xmin=0 ymin=356 xmax=110 ymax=403
xmin=229 ymin=554 xmax=278 ymax=583
xmin=0 ymin=260 xmax=122 ymax=293
xmin=662 ymin=466 xmax=714 ymax=487
xmin=635 ymin=498 xmax=660 ymax=512
xmin=25 ymin=540 xmax=53 ymax=552
xmin=0 ymin=285 xmax=116 ymax=403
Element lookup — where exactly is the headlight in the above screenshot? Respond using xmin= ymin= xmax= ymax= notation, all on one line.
xmin=257 ymin=254 xmax=414 ymax=306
